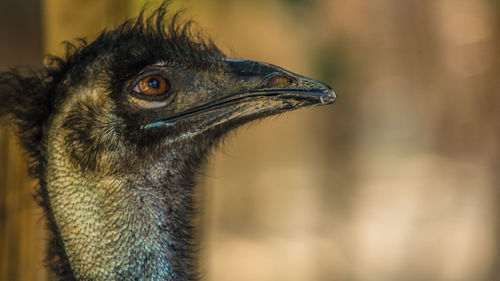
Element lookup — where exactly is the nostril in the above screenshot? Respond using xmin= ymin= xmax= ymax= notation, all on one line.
xmin=260 ymin=73 xmax=296 ymax=89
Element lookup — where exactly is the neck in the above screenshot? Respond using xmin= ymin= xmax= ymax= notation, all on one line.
xmin=45 ymin=143 xmax=199 ymax=280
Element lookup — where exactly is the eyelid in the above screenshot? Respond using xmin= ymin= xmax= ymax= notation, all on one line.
xmin=128 ymin=95 xmax=173 ymax=109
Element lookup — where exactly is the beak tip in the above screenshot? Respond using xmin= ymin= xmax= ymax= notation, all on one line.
xmin=320 ymin=88 xmax=337 ymax=105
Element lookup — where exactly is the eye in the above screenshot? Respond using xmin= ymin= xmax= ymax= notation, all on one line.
xmin=133 ymin=75 xmax=169 ymax=96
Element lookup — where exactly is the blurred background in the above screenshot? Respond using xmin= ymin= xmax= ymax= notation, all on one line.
xmin=1 ymin=0 xmax=499 ymax=280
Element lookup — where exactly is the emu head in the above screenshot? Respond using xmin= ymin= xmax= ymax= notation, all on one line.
xmin=0 ymin=6 xmax=336 ymax=281
xmin=1 ymin=8 xmax=335 ymax=176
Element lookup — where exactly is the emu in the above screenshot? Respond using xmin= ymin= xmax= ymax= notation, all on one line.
xmin=0 ymin=6 xmax=336 ymax=281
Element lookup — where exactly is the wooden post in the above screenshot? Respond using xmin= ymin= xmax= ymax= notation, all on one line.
xmin=0 ymin=1 xmax=45 ymax=280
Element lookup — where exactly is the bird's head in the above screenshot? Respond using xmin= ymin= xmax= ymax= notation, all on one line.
xmin=0 ymin=6 xmax=336 ymax=279
xmin=0 ymin=6 xmax=336 ymax=179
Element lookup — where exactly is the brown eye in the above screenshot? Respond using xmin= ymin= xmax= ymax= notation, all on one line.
xmin=135 ymin=75 xmax=169 ymax=96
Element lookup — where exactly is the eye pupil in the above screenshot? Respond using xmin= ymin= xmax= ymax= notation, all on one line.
xmin=148 ymin=78 xmax=160 ymax=89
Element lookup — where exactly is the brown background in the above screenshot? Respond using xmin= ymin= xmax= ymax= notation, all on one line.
xmin=1 ymin=0 xmax=500 ymax=280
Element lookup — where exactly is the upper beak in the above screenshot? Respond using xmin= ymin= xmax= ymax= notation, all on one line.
xmin=224 ymin=59 xmax=336 ymax=106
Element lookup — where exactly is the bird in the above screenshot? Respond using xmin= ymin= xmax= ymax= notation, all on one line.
xmin=0 ymin=4 xmax=336 ymax=281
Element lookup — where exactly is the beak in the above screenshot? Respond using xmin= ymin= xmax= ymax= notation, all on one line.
xmin=223 ymin=59 xmax=336 ymax=107
xmin=142 ymin=59 xmax=336 ymax=130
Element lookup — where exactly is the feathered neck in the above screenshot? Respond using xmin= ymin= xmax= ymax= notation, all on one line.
xmin=44 ymin=126 xmax=204 ymax=280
